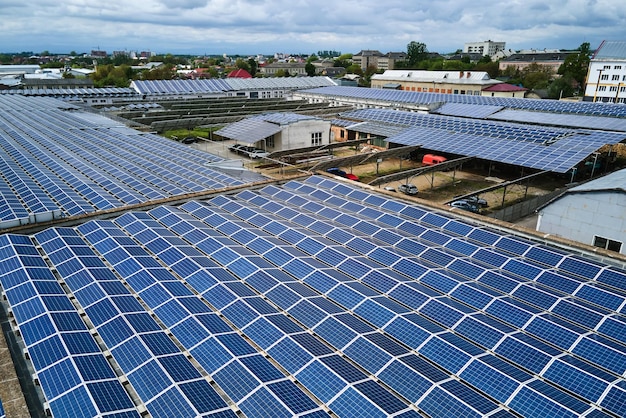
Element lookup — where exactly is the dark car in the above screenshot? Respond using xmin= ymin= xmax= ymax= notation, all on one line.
xmin=449 ymin=199 xmax=480 ymax=213
xmin=398 ymin=183 xmax=419 ymax=195
xmin=458 ymin=195 xmax=488 ymax=207
xmin=182 ymin=136 xmax=196 ymax=144
xmin=326 ymin=167 xmax=347 ymax=177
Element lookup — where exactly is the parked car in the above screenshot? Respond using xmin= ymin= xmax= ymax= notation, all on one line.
xmin=245 ymin=148 xmax=270 ymax=159
xmin=181 ymin=136 xmax=196 ymax=144
xmin=228 ymin=143 xmax=246 ymax=154
xmin=326 ymin=167 xmax=359 ymax=181
xmin=383 ymin=186 xmax=396 ymax=192
xmin=456 ymin=195 xmax=488 ymax=207
xmin=422 ymin=154 xmax=447 ymax=166
xmin=326 ymin=167 xmax=347 ymax=177
xmin=449 ymin=199 xmax=480 ymax=213
xmin=398 ymin=183 xmax=419 ymax=195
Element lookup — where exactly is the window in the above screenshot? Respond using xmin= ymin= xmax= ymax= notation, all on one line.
xmin=615 ymin=65 xmax=622 ymax=70
xmin=593 ymin=236 xmax=622 ymax=253
xmin=598 ymin=86 xmax=607 ymax=91
xmin=266 ymin=135 xmax=275 ymax=148
xmin=612 ymin=75 xmax=620 ymax=81
xmin=604 ymin=65 xmax=611 ymax=69
xmin=610 ymin=86 xmax=618 ymax=92
xmin=601 ymin=74 xmax=609 ymax=80
xmin=340 ymin=130 xmax=345 ymax=139
xmin=620 ymin=86 xmax=626 ymax=92
xmin=311 ymin=132 xmax=322 ymax=146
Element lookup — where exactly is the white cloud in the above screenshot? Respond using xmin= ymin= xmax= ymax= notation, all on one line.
xmin=0 ymin=0 xmax=623 ymax=54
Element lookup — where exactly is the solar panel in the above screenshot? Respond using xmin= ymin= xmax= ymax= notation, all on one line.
xmin=2 ymin=174 xmax=626 ymax=416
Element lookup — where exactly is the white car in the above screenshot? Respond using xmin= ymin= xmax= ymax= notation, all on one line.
xmin=398 ymin=184 xmax=419 ymax=195
xmin=245 ymin=148 xmax=270 ymax=159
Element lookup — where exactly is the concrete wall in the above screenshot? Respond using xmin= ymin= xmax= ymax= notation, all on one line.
xmin=537 ymin=192 xmax=626 ymax=254
xmin=272 ymin=119 xmax=331 ymax=151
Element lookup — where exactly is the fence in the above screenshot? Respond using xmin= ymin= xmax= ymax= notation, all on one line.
xmin=488 ymin=188 xmax=567 ymax=223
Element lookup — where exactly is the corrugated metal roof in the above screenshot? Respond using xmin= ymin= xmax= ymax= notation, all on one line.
xmin=593 ymin=40 xmax=626 ymax=60
xmin=569 ymin=168 xmax=626 ymax=193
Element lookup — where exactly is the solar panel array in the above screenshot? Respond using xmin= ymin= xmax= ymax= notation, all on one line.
xmin=488 ymin=109 xmax=626 ymax=132
xmin=131 ymin=77 xmax=337 ymax=96
xmin=215 ymin=119 xmax=283 ymax=143
xmin=340 ymin=108 xmax=624 ymax=173
xmin=302 ymin=85 xmax=626 ymax=118
xmin=0 ymin=95 xmax=261 ymax=228
xmin=216 ymin=113 xmax=320 ymax=143
xmin=1 ymin=175 xmax=626 ymax=417
xmin=0 ymin=87 xmax=135 ymax=98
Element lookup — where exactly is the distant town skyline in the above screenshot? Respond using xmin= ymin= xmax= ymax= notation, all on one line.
xmin=1 ymin=1 xmax=624 ymax=56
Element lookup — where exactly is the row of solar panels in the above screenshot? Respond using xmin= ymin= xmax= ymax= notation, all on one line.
xmin=0 ymin=88 xmax=135 ymax=97
xmin=1 ymin=175 xmax=625 ymax=417
xmin=302 ymin=85 xmax=626 ymax=118
xmin=339 ymin=108 xmax=623 ymax=173
xmin=130 ymin=77 xmax=337 ymax=96
xmin=0 ymin=97 xmax=262 ymax=228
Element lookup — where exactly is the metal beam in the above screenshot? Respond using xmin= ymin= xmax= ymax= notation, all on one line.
xmin=368 ymin=156 xmax=475 ymax=186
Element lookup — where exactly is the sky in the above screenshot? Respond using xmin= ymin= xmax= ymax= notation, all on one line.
xmin=1 ymin=0 xmax=625 ymax=56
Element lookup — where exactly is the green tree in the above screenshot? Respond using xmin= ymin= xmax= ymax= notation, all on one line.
xmin=406 ymin=41 xmax=428 ymax=68
xmin=558 ymin=42 xmax=591 ymax=90
xmin=345 ymin=64 xmax=363 ymax=75
xmin=305 ymin=62 xmax=316 ymax=76
xmin=247 ymin=58 xmax=257 ymax=76
xmin=235 ymin=58 xmax=250 ymax=72
xmin=548 ymin=75 xmax=576 ymax=99
xmin=91 ymin=64 xmax=133 ymax=87
xmin=521 ymin=63 xmax=553 ymax=89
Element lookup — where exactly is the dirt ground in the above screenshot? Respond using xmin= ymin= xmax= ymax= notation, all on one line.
xmin=258 ymin=148 xmax=564 ymax=215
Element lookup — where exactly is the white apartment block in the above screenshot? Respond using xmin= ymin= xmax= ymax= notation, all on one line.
xmin=463 ymin=40 xmax=506 ymax=57
xmin=584 ymin=40 xmax=626 ymax=103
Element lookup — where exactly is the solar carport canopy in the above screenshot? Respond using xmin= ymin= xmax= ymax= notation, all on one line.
xmin=215 ymin=118 xmax=283 ymax=143
xmin=340 ymin=108 xmax=625 ymax=173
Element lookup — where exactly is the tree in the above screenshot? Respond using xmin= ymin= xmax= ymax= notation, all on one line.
xmin=235 ymin=58 xmax=250 ymax=72
xmin=521 ymin=63 xmax=553 ymax=90
xmin=305 ymin=62 xmax=316 ymax=76
xmin=406 ymin=41 xmax=428 ymax=67
xmin=548 ymin=75 xmax=576 ymax=99
xmin=247 ymin=58 xmax=257 ymax=76
xmin=558 ymin=42 xmax=591 ymax=91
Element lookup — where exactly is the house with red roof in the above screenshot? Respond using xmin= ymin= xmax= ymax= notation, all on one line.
xmin=481 ymin=83 xmax=528 ymax=98
xmin=481 ymin=83 xmax=528 ymax=99
xmin=227 ymin=68 xmax=252 ymax=78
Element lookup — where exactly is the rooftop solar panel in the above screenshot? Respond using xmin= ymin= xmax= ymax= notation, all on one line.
xmin=2 ymin=165 xmax=626 ymax=418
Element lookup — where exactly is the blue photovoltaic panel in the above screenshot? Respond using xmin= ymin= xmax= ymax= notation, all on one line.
xmin=2 ymin=166 xmax=626 ymax=418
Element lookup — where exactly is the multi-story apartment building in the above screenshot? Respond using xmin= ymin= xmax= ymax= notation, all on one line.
xmin=583 ymin=40 xmax=626 ymax=103
xmin=463 ymin=40 xmax=506 ymax=57
xmin=352 ymin=50 xmax=384 ymax=70
xmin=498 ymin=50 xmax=574 ymax=73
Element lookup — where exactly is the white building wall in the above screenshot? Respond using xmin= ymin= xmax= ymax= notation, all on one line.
xmin=275 ymin=120 xmax=331 ymax=151
xmin=584 ymin=60 xmax=626 ymax=103
xmin=537 ymin=192 xmax=626 ymax=254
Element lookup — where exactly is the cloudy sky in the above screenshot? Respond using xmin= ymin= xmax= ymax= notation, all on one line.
xmin=1 ymin=0 xmax=624 ymax=56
